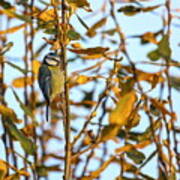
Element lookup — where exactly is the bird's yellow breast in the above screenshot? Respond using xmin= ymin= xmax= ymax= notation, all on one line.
xmin=48 ymin=66 xmax=64 ymax=101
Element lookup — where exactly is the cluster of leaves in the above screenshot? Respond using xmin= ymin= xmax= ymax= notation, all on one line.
xmin=0 ymin=0 xmax=180 ymax=179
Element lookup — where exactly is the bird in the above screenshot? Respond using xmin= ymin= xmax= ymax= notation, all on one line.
xmin=38 ymin=52 xmax=64 ymax=121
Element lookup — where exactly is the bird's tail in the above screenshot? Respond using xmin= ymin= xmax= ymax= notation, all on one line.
xmin=46 ymin=102 xmax=50 ymax=122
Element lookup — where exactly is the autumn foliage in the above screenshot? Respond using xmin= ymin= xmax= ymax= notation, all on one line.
xmin=0 ymin=0 xmax=179 ymax=180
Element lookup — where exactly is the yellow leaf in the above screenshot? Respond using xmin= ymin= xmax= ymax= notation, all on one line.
xmin=0 ymin=24 xmax=26 ymax=35
xmin=109 ymin=91 xmax=137 ymax=126
xmin=0 ymin=8 xmax=16 ymax=18
xmin=4 ymin=174 xmax=20 ymax=180
xmin=67 ymin=0 xmax=91 ymax=11
xmin=0 ymin=105 xmax=15 ymax=119
xmin=0 ymin=160 xmax=7 ymax=179
xmin=76 ymin=75 xmax=91 ymax=84
xmin=71 ymin=43 xmax=83 ymax=49
xmin=82 ymin=54 xmax=104 ymax=60
xmin=81 ymin=157 xmax=115 ymax=180
xmin=17 ymin=169 xmax=30 ymax=177
xmin=51 ymin=0 xmax=59 ymax=6
xmin=86 ymin=17 xmax=107 ymax=37
xmin=150 ymin=98 xmax=172 ymax=116
xmin=22 ymin=124 xmax=36 ymax=137
xmin=12 ymin=76 xmax=34 ymax=88
xmin=115 ymin=140 xmax=151 ymax=153
xmin=0 ymin=105 xmax=21 ymax=123
xmin=100 ymin=124 xmax=120 ymax=142
xmin=32 ymin=60 xmax=41 ymax=74
xmin=142 ymin=32 xmax=157 ymax=44
xmin=43 ymin=38 xmax=60 ymax=51
xmin=38 ymin=8 xmax=56 ymax=22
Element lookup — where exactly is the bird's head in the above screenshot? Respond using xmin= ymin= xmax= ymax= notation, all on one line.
xmin=43 ymin=52 xmax=60 ymax=66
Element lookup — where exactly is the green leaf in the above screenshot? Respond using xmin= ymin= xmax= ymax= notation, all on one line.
xmin=118 ymin=5 xmax=141 ymax=16
xmin=170 ymin=76 xmax=180 ymax=91
xmin=0 ymin=0 xmax=12 ymax=9
xmin=158 ymin=34 xmax=171 ymax=59
xmin=67 ymin=29 xmax=81 ymax=40
xmin=139 ymin=150 xmax=157 ymax=169
xmin=126 ymin=148 xmax=146 ymax=164
xmin=36 ymin=164 xmax=60 ymax=176
xmin=44 ymin=28 xmax=57 ymax=35
xmin=147 ymin=49 xmax=160 ymax=61
xmin=3 ymin=117 xmax=36 ymax=155
xmin=36 ymin=165 xmax=48 ymax=176
xmin=129 ymin=120 xmax=162 ymax=142
xmin=118 ymin=5 xmax=161 ymax=16
xmin=76 ymin=14 xmax=89 ymax=30
xmin=100 ymin=124 xmax=120 ymax=142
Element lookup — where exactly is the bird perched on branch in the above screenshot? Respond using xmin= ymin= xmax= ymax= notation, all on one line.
xmin=38 ymin=52 xmax=64 ymax=121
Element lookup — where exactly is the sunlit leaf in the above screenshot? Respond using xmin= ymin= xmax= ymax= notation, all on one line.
xmin=81 ymin=156 xmax=115 ymax=180
xmin=150 ymin=98 xmax=172 ymax=116
xmin=38 ymin=8 xmax=56 ymax=22
xmin=142 ymin=32 xmax=157 ymax=44
xmin=67 ymin=0 xmax=91 ymax=11
xmin=115 ymin=140 xmax=151 ymax=153
xmin=121 ymin=160 xmax=137 ymax=173
xmin=0 ymin=24 xmax=26 ymax=35
xmin=102 ymin=28 xmax=117 ymax=36
xmin=21 ymin=124 xmax=36 ymax=137
xmin=12 ymin=76 xmax=34 ymax=88
xmin=137 ymin=70 xmax=164 ymax=84
xmin=0 ymin=105 xmax=19 ymax=123
xmin=4 ymin=174 xmax=19 ymax=180
xmin=87 ymin=17 xmax=107 ymax=37
xmin=125 ymin=112 xmax=141 ymax=129
xmin=0 ymin=160 xmax=7 ymax=179
xmin=76 ymin=75 xmax=91 ymax=84
xmin=109 ymin=91 xmax=137 ymax=126
xmin=81 ymin=54 xmax=104 ymax=60
xmin=32 ymin=60 xmax=41 ymax=74
xmin=68 ymin=47 xmax=109 ymax=55
xmin=17 ymin=169 xmax=30 ymax=177
xmin=0 ymin=8 xmax=31 ymax=22
xmin=100 ymin=124 xmax=120 ymax=142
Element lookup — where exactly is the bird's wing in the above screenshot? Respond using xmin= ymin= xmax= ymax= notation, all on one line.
xmin=38 ymin=64 xmax=52 ymax=104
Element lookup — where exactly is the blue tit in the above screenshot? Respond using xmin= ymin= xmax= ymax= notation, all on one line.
xmin=38 ymin=52 xmax=64 ymax=121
